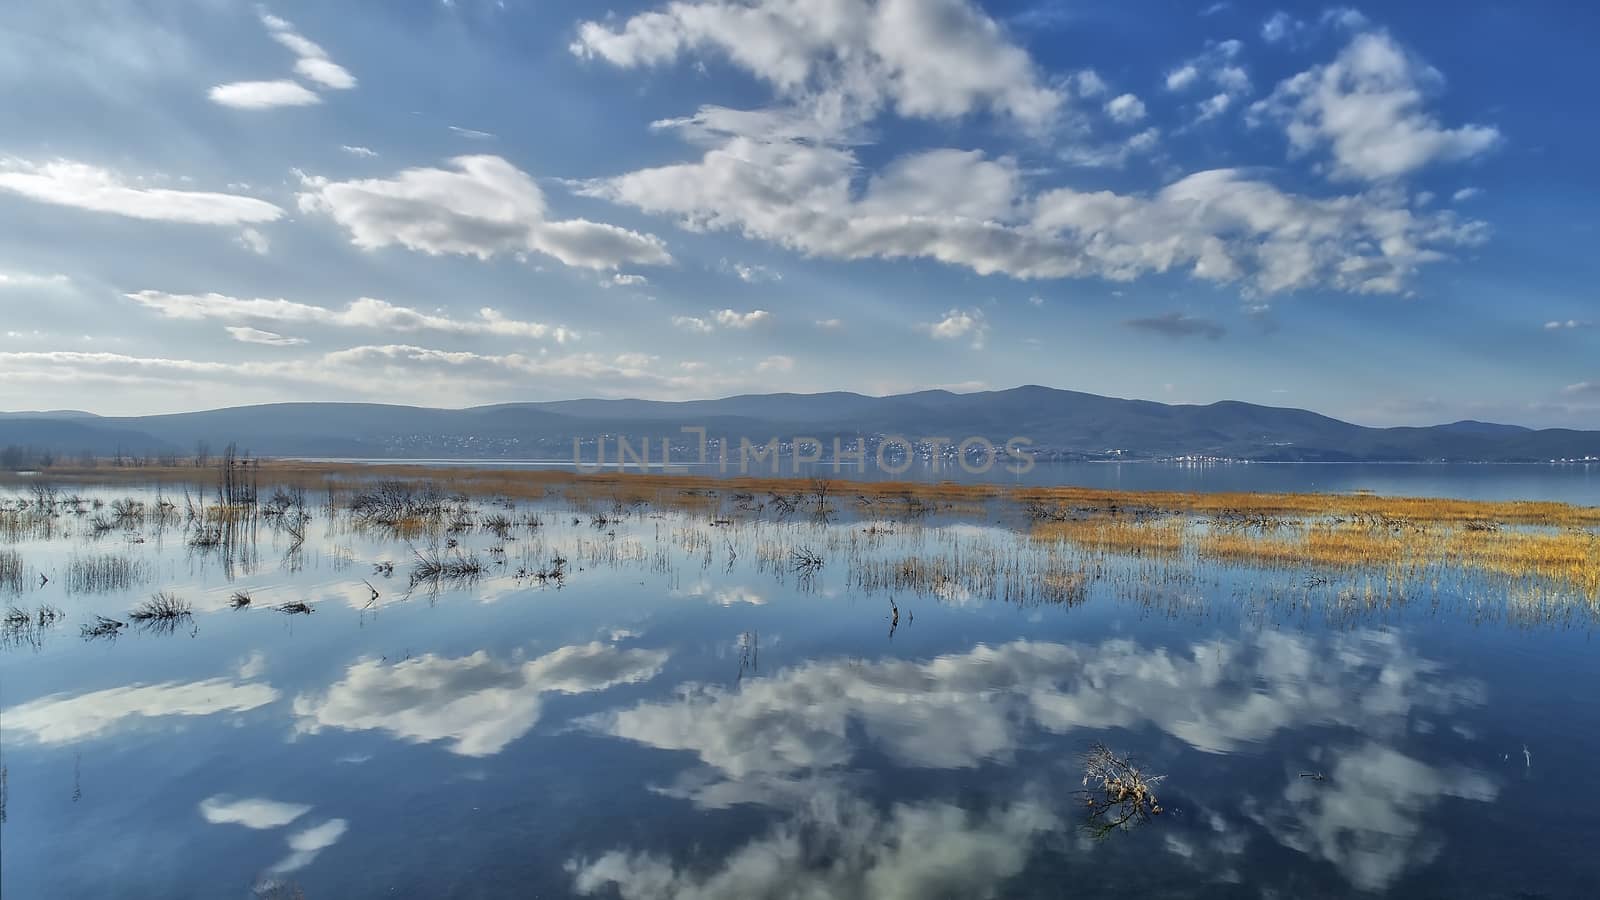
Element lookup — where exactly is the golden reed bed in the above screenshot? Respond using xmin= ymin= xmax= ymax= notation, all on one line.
xmin=5 ymin=459 xmax=1597 ymax=599
xmin=6 ymin=458 xmax=1599 ymax=526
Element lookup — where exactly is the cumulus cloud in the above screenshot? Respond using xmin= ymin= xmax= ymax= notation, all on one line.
xmin=226 ymin=326 xmax=306 ymax=346
xmin=291 ymin=642 xmax=668 ymax=757
xmin=1247 ymin=742 xmax=1496 ymax=891
xmin=128 ymin=290 xmax=578 ymax=343
xmin=210 ymin=11 xmax=355 ymax=108
xmin=571 ymin=0 xmax=1064 ymax=132
xmin=673 ymin=309 xmax=770 ymax=332
xmin=1059 ymin=127 xmax=1161 ymax=169
xmin=1104 ymin=93 xmax=1147 ymax=124
xmin=569 ymin=786 xmax=1057 ymax=900
xmin=1165 ymin=64 xmax=1200 ymax=91
xmin=1167 ymin=39 xmax=1249 ymax=98
xmin=2 ymin=678 xmax=279 ymax=744
xmin=0 ymin=158 xmax=283 ymax=225
xmin=1251 ymin=31 xmax=1501 ymax=181
xmin=1125 ymin=311 xmax=1227 ymax=340
xmin=587 ymin=106 xmax=1479 ymax=294
xmin=672 ymin=316 xmax=714 ymax=334
xmin=296 ymin=155 xmax=671 ymax=270
xmin=1261 ymin=7 xmax=1370 ymax=46
xmin=574 ymin=628 xmax=1493 ymax=894
xmin=585 ymin=630 xmax=1481 ymax=794
xmin=922 ymin=308 xmax=988 ymax=348
xmin=714 ymin=308 xmax=770 ymax=328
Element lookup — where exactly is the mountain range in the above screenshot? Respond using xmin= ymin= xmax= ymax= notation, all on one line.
xmin=2 ymin=386 xmax=1597 ymax=463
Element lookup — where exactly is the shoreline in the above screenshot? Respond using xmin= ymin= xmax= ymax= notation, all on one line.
xmin=4 ymin=458 xmax=1597 ymax=526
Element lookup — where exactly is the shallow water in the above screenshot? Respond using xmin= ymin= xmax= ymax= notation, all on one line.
xmin=2 ymin=481 xmax=1598 ymax=899
xmin=301 ymin=458 xmax=1600 ymax=504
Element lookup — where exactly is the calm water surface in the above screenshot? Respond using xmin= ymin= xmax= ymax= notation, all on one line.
xmin=2 ymin=476 xmax=1598 ymax=899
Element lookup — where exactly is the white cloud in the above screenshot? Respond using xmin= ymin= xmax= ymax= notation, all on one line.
xmin=570 ymin=786 xmax=1057 ymax=900
xmin=226 ymin=326 xmax=306 ymax=346
xmin=1073 ymin=69 xmax=1108 ymax=98
xmin=268 ymin=818 xmax=349 ymax=875
xmin=208 ymin=79 xmax=321 ymax=109
xmin=236 ymin=227 xmax=270 ymax=255
xmin=199 ymin=795 xmax=312 ymax=830
xmin=291 ymin=642 xmax=669 ymax=757
xmin=0 ymin=270 xmax=70 ymax=288
xmin=1251 ymin=31 xmax=1501 ymax=181
xmin=1165 ymin=64 xmax=1200 ymax=91
xmin=340 ymin=145 xmax=378 ymax=158
xmin=1167 ymin=40 xmax=1250 ymax=99
xmin=1196 ymin=92 xmax=1233 ymax=121
xmin=0 ymin=159 xmax=283 ymax=225
xmin=590 ymin=121 xmax=1484 ymax=293
xmin=720 ymin=259 xmax=781 ymax=282
xmin=1059 ymin=126 xmax=1161 ymax=169
xmin=1104 ymin=93 xmax=1147 ymax=124
xmin=814 ymin=318 xmax=843 ymax=330
xmin=1249 ymin=742 xmax=1496 ymax=891
xmin=296 ymin=155 xmax=671 ymax=270
xmin=0 ymin=344 xmax=730 ymax=402
xmin=294 ymin=56 xmax=356 ymax=91
xmin=1562 ymin=380 xmax=1599 ymax=397
xmin=922 ymin=307 xmax=988 ymax=348
xmin=672 ymin=308 xmax=770 ymax=332
xmin=128 ymin=290 xmax=579 ymax=343
xmin=714 ymin=308 xmax=770 ymax=328
xmin=755 ymin=354 xmax=794 ymax=373
xmin=448 ymin=125 xmax=496 ymax=140
xmin=1262 ymin=11 xmax=1296 ymax=43
xmin=1544 ymin=320 xmax=1593 ymax=331
xmin=610 ymin=273 xmax=649 ymax=287
xmin=585 ymin=630 xmax=1484 ymax=815
xmin=571 ymin=0 xmax=1065 ymax=133
xmin=209 ymin=11 xmax=355 ymax=108
xmin=1452 ymin=186 xmax=1481 ymax=202
xmin=2 ymin=678 xmax=279 ymax=744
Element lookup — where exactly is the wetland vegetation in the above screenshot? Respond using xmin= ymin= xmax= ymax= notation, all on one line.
xmin=2 ymin=459 xmax=1598 ymax=898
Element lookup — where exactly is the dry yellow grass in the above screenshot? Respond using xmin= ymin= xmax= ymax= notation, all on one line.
xmin=14 ymin=459 xmax=1597 ymax=527
xmin=1032 ymin=515 xmax=1186 ymax=556
xmin=7 ymin=459 xmax=1596 ymax=598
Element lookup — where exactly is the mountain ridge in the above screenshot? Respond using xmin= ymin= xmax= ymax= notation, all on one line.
xmin=2 ymin=387 xmax=1596 ymax=463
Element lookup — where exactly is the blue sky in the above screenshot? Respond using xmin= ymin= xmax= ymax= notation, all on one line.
xmin=0 ymin=0 xmax=1595 ymax=427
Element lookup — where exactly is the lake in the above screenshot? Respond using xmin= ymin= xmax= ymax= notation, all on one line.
xmin=298 ymin=459 xmax=1600 ymax=504
xmin=2 ymin=471 xmax=1597 ymax=899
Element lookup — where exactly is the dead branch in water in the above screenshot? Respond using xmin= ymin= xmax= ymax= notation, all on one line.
xmin=1078 ymin=742 xmax=1166 ymax=838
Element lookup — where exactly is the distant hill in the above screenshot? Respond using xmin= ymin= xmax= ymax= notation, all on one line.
xmin=2 ymin=386 xmax=1597 ymax=463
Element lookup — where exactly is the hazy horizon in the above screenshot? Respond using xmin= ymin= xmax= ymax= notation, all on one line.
xmin=2 ymin=382 xmax=1593 ymax=433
